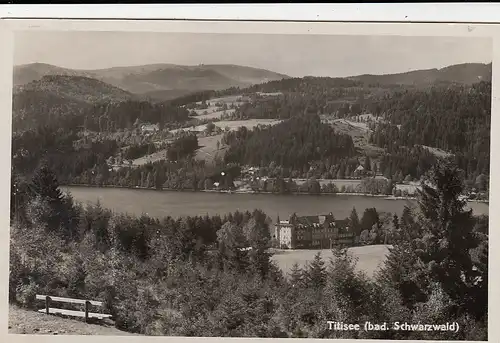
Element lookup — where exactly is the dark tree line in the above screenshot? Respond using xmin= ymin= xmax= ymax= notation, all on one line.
xmin=223 ymin=114 xmax=356 ymax=172
xmin=71 ymin=158 xmax=241 ymax=192
xmin=166 ymin=134 xmax=199 ymax=161
xmin=244 ymin=76 xmax=362 ymax=93
xmin=377 ymin=146 xmax=438 ymax=181
xmin=81 ymin=100 xmax=190 ymax=132
xmin=12 ymin=126 xmax=119 ymax=185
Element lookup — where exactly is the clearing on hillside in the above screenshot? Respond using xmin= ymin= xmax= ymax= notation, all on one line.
xmin=192 ymin=108 xmax=236 ymax=120
xmin=271 ymin=244 xmax=391 ymax=278
xmin=132 ymin=148 xmax=168 ymax=166
xmin=195 ymin=134 xmax=227 ymax=164
xmin=420 ymin=145 xmax=454 ymax=158
xmin=170 ymin=119 xmax=282 ymax=135
xmin=329 ymin=118 xmax=384 ymax=157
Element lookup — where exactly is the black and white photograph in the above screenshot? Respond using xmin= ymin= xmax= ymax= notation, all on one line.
xmin=7 ymin=21 xmax=491 ymax=341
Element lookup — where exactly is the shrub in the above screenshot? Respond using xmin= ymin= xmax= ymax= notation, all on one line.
xmin=15 ymin=279 xmax=39 ymax=309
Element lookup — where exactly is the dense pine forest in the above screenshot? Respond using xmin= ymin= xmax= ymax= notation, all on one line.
xmin=223 ymin=115 xmax=356 ymax=171
xmin=9 ymin=161 xmax=488 ymax=339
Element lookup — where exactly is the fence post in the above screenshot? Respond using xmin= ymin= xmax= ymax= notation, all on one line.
xmin=85 ymin=301 xmax=90 ymax=323
xmin=45 ymin=296 xmax=50 ymax=315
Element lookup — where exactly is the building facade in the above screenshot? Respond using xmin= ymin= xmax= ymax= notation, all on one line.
xmin=141 ymin=123 xmax=159 ymax=133
xmin=272 ymin=213 xmax=356 ymax=249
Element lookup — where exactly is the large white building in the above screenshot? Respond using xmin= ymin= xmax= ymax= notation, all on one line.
xmin=272 ymin=213 xmax=355 ymax=249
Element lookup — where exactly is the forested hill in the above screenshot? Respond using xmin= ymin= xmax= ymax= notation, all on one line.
xmin=12 ymin=90 xmax=90 ymax=132
xmin=237 ymin=63 xmax=491 ymax=95
xmin=243 ymin=76 xmax=362 ymax=93
xmin=349 ymin=63 xmax=491 ymax=87
xmin=12 ymin=75 xmax=189 ymax=132
xmin=15 ymin=75 xmax=135 ymax=103
xmin=223 ymin=114 xmax=356 ymax=172
xmin=370 ymin=81 xmax=491 ymax=180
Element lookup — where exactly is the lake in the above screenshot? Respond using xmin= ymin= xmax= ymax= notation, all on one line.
xmin=64 ymin=186 xmax=489 ymax=220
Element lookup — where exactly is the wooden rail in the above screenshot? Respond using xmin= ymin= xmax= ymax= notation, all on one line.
xmin=36 ymin=294 xmax=112 ymax=322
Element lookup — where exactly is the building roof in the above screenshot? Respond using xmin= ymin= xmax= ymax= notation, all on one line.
xmin=334 ymin=219 xmax=350 ymax=227
xmin=294 ymin=214 xmax=334 ymax=226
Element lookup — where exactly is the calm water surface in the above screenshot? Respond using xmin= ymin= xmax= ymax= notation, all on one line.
xmin=64 ymin=186 xmax=489 ymax=220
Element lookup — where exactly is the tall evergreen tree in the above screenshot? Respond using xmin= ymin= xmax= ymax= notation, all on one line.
xmin=417 ymin=161 xmax=480 ymax=315
xmin=364 ymin=156 xmax=372 ymax=171
xmin=31 ymin=164 xmax=63 ymax=202
xmin=288 ymin=263 xmax=304 ymax=288
xmin=29 ymin=164 xmax=66 ymax=233
xmin=349 ymin=207 xmax=361 ymax=236
xmin=304 ymin=252 xmax=327 ymax=289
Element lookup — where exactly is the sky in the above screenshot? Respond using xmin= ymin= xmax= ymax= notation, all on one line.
xmin=13 ymin=31 xmax=492 ymax=78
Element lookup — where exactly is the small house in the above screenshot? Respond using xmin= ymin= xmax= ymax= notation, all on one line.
xmin=354 ymin=165 xmax=365 ymax=177
xmin=141 ymin=123 xmax=159 ymax=133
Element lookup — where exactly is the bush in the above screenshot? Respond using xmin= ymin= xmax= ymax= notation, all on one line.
xmin=15 ymin=280 xmax=39 ymax=309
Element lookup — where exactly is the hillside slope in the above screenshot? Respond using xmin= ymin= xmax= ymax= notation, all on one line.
xmin=349 ymin=62 xmax=491 ymax=86
xmin=12 ymin=75 xmax=136 ymax=131
xmin=15 ymin=75 xmax=135 ymax=103
xmin=9 ymin=305 xmax=138 ymax=336
xmin=13 ymin=63 xmax=84 ymax=86
xmin=14 ymin=63 xmax=289 ymax=94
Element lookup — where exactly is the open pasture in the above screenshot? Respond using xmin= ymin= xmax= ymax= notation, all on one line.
xmin=193 ymin=108 xmax=236 ymax=120
xmin=271 ymin=244 xmax=391 ymax=278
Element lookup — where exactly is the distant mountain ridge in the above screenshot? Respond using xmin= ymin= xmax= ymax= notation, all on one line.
xmin=13 ymin=63 xmax=289 ymax=97
xmin=348 ymin=63 xmax=491 ymax=86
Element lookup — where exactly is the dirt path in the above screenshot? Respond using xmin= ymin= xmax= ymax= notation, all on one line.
xmin=8 ymin=305 xmax=139 ymax=336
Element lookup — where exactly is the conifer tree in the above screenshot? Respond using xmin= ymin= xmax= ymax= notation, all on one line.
xmin=31 ymin=164 xmax=63 ymax=202
xmin=304 ymin=252 xmax=327 ymax=289
xmin=364 ymin=156 xmax=371 ymax=171
xmin=349 ymin=207 xmax=361 ymax=236
xmin=417 ymin=161 xmax=479 ymax=308
xmin=288 ymin=263 xmax=304 ymax=288
xmin=30 ymin=164 xmax=65 ymax=232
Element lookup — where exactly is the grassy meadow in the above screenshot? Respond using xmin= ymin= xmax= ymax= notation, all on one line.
xmin=271 ymin=244 xmax=391 ymax=278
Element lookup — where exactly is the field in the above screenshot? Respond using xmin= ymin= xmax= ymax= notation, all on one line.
xmin=420 ymin=145 xmax=453 ymax=158
xmin=132 ymin=148 xmax=168 ymax=166
xmin=256 ymin=92 xmax=283 ymax=96
xmin=214 ymin=119 xmax=282 ymax=131
xmin=195 ymin=134 xmax=226 ymax=164
xmin=192 ymin=108 xmax=236 ymax=120
xmin=395 ymin=183 xmax=420 ymax=194
xmin=196 ymin=95 xmax=247 ymax=108
xmin=170 ymin=119 xmax=282 ymax=135
xmin=129 ymin=117 xmax=280 ymax=166
xmin=329 ymin=118 xmax=384 ymax=157
xmin=206 ymin=95 xmax=246 ymax=105
xmin=334 ymin=118 xmax=371 ymax=133
xmin=271 ymin=244 xmax=391 ymax=278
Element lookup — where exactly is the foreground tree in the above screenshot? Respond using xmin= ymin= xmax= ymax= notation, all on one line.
xmin=417 ymin=161 xmax=481 ymax=314
xmin=349 ymin=207 xmax=360 ymax=236
xmin=379 ymin=161 xmax=486 ymax=323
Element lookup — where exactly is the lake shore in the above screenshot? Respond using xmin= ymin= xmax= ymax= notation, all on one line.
xmin=63 ymin=183 xmax=489 ymax=204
